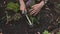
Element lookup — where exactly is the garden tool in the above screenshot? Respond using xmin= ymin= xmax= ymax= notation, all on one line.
xmin=24 ymin=10 xmax=33 ymax=27
xmin=24 ymin=0 xmax=35 ymax=27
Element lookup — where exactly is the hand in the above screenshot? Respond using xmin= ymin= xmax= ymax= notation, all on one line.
xmin=29 ymin=4 xmax=41 ymax=16
xmin=29 ymin=1 xmax=45 ymax=16
xmin=20 ymin=4 xmax=26 ymax=14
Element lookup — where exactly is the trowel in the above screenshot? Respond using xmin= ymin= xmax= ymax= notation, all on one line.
xmin=24 ymin=10 xmax=33 ymax=27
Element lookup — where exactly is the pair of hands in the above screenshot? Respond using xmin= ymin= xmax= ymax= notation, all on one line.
xmin=20 ymin=3 xmax=42 ymax=16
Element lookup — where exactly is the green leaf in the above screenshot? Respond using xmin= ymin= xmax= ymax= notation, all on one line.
xmin=43 ymin=30 xmax=50 ymax=34
xmin=56 ymin=3 xmax=60 ymax=9
xmin=6 ymin=2 xmax=20 ymax=13
xmin=29 ymin=16 xmax=37 ymax=23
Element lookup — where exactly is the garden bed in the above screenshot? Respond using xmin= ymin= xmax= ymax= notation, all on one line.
xmin=0 ymin=0 xmax=60 ymax=34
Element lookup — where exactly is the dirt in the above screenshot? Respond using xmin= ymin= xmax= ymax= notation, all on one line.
xmin=0 ymin=0 xmax=60 ymax=34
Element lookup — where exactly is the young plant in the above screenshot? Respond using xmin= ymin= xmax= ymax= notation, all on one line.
xmin=43 ymin=30 xmax=50 ymax=34
xmin=6 ymin=2 xmax=21 ymax=22
xmin=56 ymin=3 xmax=60 ymax=9
xmin=28 ymin=15 xmax=38 ymax=24
xmin=6 ymin=2 xmax=20 ymax=13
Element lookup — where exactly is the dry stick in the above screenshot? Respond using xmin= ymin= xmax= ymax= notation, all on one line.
xmin=50 ymin=27 xmax=60 ymax=34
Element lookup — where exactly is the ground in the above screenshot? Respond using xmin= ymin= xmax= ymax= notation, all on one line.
xmin=0 ymin=0 xmax=60 ymax=34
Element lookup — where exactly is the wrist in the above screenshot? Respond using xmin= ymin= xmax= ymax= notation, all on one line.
xmin=19 ymin=0 xmax=25 ymax=5
xmin=38 ymin=1 xmax=45 ymax=6
xmin=39 ymin=0 xmax=48 ymax=4
xmin=20 ymin=3 xmax=25 ymax=6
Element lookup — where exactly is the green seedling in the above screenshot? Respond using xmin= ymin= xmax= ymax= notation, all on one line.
xmin=29 ymin=15 xmax=38 ymax=24
xmin=6 ymin=2 xmax=20 ymax=13
xmin=13 ymin=13 xmax=21 ymax=21
xmin=56 ymin=3 xmax=60 ymax=9
xmin=43 ymin=30 xmax=50 ymax=34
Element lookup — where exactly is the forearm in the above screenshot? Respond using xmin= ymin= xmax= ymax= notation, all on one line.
xmin=39 ymin=1 xmax=45 ymax=7
xmin=19 ymin=0 xmax=25 ymax=5
xmin=38 ymin=0 xmax=48 ymax=9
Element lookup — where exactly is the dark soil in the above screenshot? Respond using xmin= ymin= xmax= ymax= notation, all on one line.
xmin=0 ymin=0 xmax=60 ymax=34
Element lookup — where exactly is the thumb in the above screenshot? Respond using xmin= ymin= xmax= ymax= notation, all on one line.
xmin=32 ymin=5 xmax=36 ymax=8
xmin=32 ymin=5 xmax=34 ymax=8
xmin=22 ymin=10 xmax=24 ymax=14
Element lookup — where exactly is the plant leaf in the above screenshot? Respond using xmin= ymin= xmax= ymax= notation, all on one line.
xmin=43 ymin=30 xmax=50 ymax=34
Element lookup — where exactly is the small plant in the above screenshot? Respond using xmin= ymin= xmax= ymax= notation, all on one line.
xmin=43 ymin=30 xmax=50 ymax=34
xmin=29 ymin=16 xmax=38 ymax=23
xmin=56 ymin=3 xmax=60 ymax=9
xmin=6 ymin=2 xmax=20 ymax=13
xmin=13 ymin=13 xmax=21 ymax=21
xmin=6 ymin=2 xmax=21 ymax=23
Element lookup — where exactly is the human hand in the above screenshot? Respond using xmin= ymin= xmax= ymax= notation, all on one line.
xmin=29 ymin=4 xmax=41 ymax=16
xmin=20 ymin=4 xmax=26 ymax=14
xmin=29 ymin=1 xmax=45 ymax=16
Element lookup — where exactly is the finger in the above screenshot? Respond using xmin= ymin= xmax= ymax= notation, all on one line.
xmin=30 ymin=10 xmax=35 ymax=15
xmin=33 ymin=11 xmax=38 ymax=16
xmin=32 ymin=5 xmax=36 ymax=8
xmin=29 ymin=9 xmax=33 ymax=12
xmin=30 ymin=8 xmax=38 ymax=15
xmin=20 ymin=9 xmax=23 ymax=14
xmin=22 ymin=10 xmax=24 ymax=14
xmin=30 ymin=10 xmax=36 ymax=15
xmin=33 ymin=10 xmax=40 ymax=16
xmin=32 ymin=5 xmax=34 ymax=8
xmin=31 ymin=7 xmax=36 ymax=10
